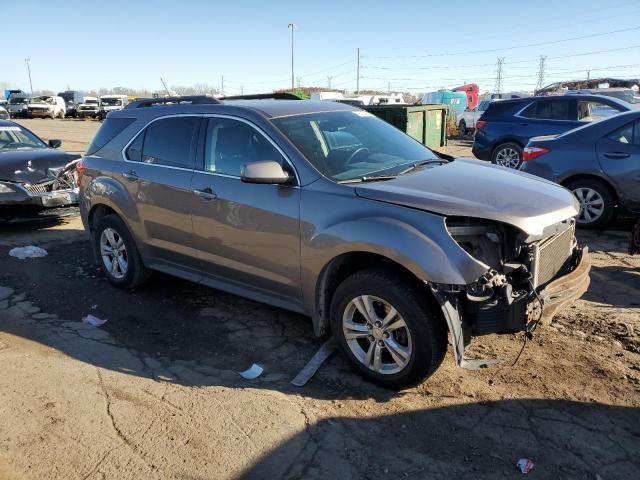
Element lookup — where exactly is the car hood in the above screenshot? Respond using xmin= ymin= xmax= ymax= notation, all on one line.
xmin=354 ymin=159 xmax=578 ymax=236
xmin=0 ymin=148 xmax=80 ymax=183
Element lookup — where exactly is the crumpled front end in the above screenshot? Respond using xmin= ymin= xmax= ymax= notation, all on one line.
xmin=430 ymin=216 xmax=590 ymax=366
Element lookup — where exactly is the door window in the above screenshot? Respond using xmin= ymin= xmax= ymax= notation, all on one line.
xmin=578 ymin=101 xmax=621 ymax=122
xmin=520 ymin=100 xmax=571 ymax=120
xmin=127 ymin=116 xmax=199 ymax=168
xmin=203 ymin=118 xmax=284 ymax=176
xmin=607 ymin=120 xmax=640 ymax=145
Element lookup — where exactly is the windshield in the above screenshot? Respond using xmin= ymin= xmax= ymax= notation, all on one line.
xmin=8 ymin=97 xmax=29 ymax=105
xmin=0 ymin=125 xmax=47 ymax=150
xmin=31 ymin=97 xmax=52 ymax=104
xmin=85 ymin=99 xmax=99 ymax=105
xmin=273 ymin=110 xmax=439 ymax=182
xmin=101 ymin=98 xmax=122 ymax=106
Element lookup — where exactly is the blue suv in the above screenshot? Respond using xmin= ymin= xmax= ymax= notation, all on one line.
xmin=472 ymin=95 xmax=633 ymax=169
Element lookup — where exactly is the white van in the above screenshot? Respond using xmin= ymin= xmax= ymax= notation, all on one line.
xmin=27 ymin=95 xmax=66 ymax=119
xmin=77 ymin=96 xmax=101 ymax=118
xmin=98 ymin=94 xmax=129 ymax=119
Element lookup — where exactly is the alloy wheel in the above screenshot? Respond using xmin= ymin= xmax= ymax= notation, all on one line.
xmin=573 ymin=187 xmax=605 ymax=225
xmin=495 ymin=147 xmax=521 ymax=168
xmin=342 ymin=295 xmax=413 ymax=375
xmin=100 ymin=227 xmax=128 ymax=279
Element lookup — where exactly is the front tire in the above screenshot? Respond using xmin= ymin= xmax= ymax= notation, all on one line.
xmin=458 ymin=120 xmax=467 ymax=136
xmin=330 ymin=269 xmax=447 ymax=390
xmin=93 ymin=214 xmax=150 ymax=288
xmin=491 ymin=142 xmax=523 ymax=169
xmin=566 ymin=179 xmax=615 ymax=228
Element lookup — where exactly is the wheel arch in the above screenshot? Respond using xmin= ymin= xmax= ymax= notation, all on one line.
xmin=560 ymin=173 xmax=619 ymax=207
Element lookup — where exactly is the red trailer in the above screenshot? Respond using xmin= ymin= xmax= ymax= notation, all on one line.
xmin=453 ymin=83 xmax=479 ymax=111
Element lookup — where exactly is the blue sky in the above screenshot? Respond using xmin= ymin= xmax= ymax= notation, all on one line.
xmin=2 ymin=0 xmax=639 ymax=95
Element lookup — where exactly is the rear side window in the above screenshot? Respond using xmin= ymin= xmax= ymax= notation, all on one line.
xmin=128 ymin=116 xmax=199 ymax=168
xmin=85 ymin=117 xmax=135 ymax=155
xmin=608 ymin=120 xmax=640 ymax=145
xmin=520 ymin=100 xmax=571 ymax=120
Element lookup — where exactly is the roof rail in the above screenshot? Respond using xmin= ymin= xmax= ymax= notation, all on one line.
xmin=125 ymin=95 xmax=222 ymax=109
xmin=222 ymin=93 xmax=302 ymax=101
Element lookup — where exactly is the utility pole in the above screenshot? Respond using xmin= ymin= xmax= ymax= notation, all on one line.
xmin=356 ymin=47 xmax=360 ymax=94
xmin=288 ymin=23 xmax=295 ymax=93
xmin=221 ymin=75 xmax=225 ymax=95
xmin=587 ymin=70 xmax=591 ymax=80
xmin=25 ymin=58 xmax=33 ymax=97
xmin=387 ymin=81 xmax=391 ymax=94
xmin=160 ymin=77 xmax=170 ymax=96
xmin=536 ymin=55 xmax=547 ymax=92
xmin=327 ymin=76 xmax=332 ymax=89
xmin=494 ymin=57 xmax=505 ymax=95
xmin=296 ymin=76 xmax=301 ymax=90
xmin=240 ymin=85 xmax=244 ymax=95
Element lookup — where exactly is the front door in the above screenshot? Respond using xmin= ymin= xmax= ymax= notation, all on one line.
xmin=189 ymin=117 xmax=302 ymax=304
xmin=596 ymin=118 xmax=640 ymax=212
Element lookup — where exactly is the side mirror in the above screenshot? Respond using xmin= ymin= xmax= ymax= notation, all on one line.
xmin=240 ymin=161 xmax=291 ymax=185
xmin=48 ymin=139 xmax=62 ymax=149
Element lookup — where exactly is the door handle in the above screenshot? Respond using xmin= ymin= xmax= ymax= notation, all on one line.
xmin=604 ymin=152 xmax=630 ymax=159
xmin=192 ymin=187 xmax=217 ymax=200
xmin=122 ymin=170 xmax=138 ymax=181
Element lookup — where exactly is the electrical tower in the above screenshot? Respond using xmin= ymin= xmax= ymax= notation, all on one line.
xmin=494 ymin=57 xmax=505 ymax=95
xmin=536 ymin=56 xmax=547 ymax=91
xmin=328 ymin=76 xmax=332 ymax=89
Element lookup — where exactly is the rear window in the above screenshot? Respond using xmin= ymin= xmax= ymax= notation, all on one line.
xmin=482 ymin=101 xmax=520 ymax=118
xmin=85 ymin=117 xmax=135 ymax=155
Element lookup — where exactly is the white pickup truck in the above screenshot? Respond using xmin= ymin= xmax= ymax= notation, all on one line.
xmin=456 ymin=99 xmax=493 ymax=136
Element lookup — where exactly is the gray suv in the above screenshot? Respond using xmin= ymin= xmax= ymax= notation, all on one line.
xmin=78 ymin=95 xmax=590 ymax=389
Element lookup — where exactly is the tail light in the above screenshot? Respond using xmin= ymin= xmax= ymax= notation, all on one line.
xmin=523 ymin=146 xmax=551 ymax=162
xmin=475 ymin=120 xmax=487 ymax=130
xmin=75 ymin=159 xmax=86 ymax=186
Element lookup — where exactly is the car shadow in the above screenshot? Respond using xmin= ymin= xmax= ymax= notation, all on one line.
xmin=584 ymin=265 xmax=640 ymax=308
xmin=240 ymin=399 xmax=640 ymax=479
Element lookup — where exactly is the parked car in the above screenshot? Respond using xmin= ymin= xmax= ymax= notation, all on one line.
xmin=520 ymin=110 xmax=640 ymax=228
xmin=58 ymin=91 xmax=84 ymax=118
xmin=472 ymin=95 xmax=633 ymax=169
xmin=6 ymin=95 xmax=30 ymax=118
xmin=77 ymin=97 xmax=101 ymax=118
xmin=27 ymin=95 xmax=67 ymax=119
xmin=0 ymin=120 xmax=79 ymax=219
xmin=456 ymin=99 xmax=495 ymax=136
xmin=78 ymin=96 xmax=590 ymax=389
xmin=0 ymin=106 xmax=10 ymax=120
xmin=97 ymin=94 xmax=129 ymax=120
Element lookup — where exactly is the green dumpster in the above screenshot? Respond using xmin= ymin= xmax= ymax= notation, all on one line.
xmin=362 ymin=104 xmax=448 ymax=149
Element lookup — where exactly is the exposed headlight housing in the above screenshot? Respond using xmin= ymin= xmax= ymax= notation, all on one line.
xmin=0 ymin=183 xmax=15 ymax=193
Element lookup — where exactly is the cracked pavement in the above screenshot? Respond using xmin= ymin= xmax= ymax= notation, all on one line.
xmin=0 ymin=212 xmax=639 ymax=479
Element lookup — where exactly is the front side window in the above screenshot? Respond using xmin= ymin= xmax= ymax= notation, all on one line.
xmin=273 ymin=110 xmax=439 ymax=182
xmin=521 ymin=100 xmax=571 ymax=120
xmin=133 ymin=116 xmax=199 ymax=168
xmin=203 ymin=118 xmax=284 ymax=176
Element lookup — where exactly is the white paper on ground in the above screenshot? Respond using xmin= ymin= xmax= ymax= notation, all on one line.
xmin=8 ymin=246 xmax=48 ymax=260
xmin=239 ymin=363 xmax=264 ymax=380
xmin=81 ymin=314 xmax=107 ymax=327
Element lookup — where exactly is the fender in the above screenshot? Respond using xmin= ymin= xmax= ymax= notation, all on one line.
xmin=300 ymin=214 xmax=489 ymax=336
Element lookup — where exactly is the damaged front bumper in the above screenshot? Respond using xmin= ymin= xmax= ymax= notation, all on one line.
xmin=0 ymin=183 xmax=79 ymax=208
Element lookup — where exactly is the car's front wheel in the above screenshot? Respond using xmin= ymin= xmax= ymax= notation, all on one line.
xmin=492 ymin=142 xmax=523 ymax=169
xmin=458 ymin=120 xmax=467 ymax=136
xmin=566 ymin=179 xmax=615 ymax=228
xmin=330 ymin=269 xmax=447 ymax=390
xmin=93 ymin=214 xmax=150 ymax=288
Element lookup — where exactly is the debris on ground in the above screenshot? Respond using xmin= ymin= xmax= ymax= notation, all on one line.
xmin=8 ymin=246 xmax=48 ymax=260
xmin=81 ymin=314 xmax=107 ymax=327
xmin=291 ymin=338 xmax=337 ymax=387
xmin=516 ymin=458 xmax=535 ymax=474
xmin=239 ymin=363 xmax=264 ymax=380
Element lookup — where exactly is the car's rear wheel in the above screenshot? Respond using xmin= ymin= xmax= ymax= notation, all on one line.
xmin=93 ymin=214 xmax=150 ymax=288
xmin=492 ymin=142 xmax=523 ymax=169
xmin=330 ymin=269 xmax=446 ymax=390
xmin=566 ymin=179 xmax=615 ymax=228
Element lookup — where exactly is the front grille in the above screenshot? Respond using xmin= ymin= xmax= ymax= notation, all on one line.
xmin=24 ymin=170 xmax=78 ymax=195
xmin=532 ymin=224 xmax=575 ymax=287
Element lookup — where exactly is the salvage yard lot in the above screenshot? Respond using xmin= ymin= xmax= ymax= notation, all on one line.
xmin=0 ymin=120 xmax=639 ymax=479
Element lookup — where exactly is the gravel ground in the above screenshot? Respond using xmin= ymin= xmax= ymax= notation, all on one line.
xmin=0 ymin=121 xmax=638 ymax=479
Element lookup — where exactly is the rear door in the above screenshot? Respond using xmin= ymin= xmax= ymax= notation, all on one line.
xmin=122 ymin=115 xmax=202 ymax=270
xmin=516 ymin=98 xmax=580 ymax=141
xmin=596 ymin=119 xmax=640 ymax=212
xmin=189 ymin=116 xmax=302 ymax=304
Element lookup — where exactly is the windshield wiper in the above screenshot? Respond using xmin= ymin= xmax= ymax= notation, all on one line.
xmin=398 ymin=159 xmax=445 ymax=175
xmin=338 ymin=175 xmax=398 ymax=184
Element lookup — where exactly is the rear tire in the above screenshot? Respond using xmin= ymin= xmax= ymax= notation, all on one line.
xmin=93 ymin=214 xmax=150 ymax=288
xmin=330 ymin=269 xmax=447 ymax=390
xmin=566 ymin=178 xmax=615 ymax=228
xmin=491 ymin=142 xmax=523 ymax=169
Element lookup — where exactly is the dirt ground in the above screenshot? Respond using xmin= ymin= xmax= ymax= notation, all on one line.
xmin=0 ymin=121 xmax=638 ymax=479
